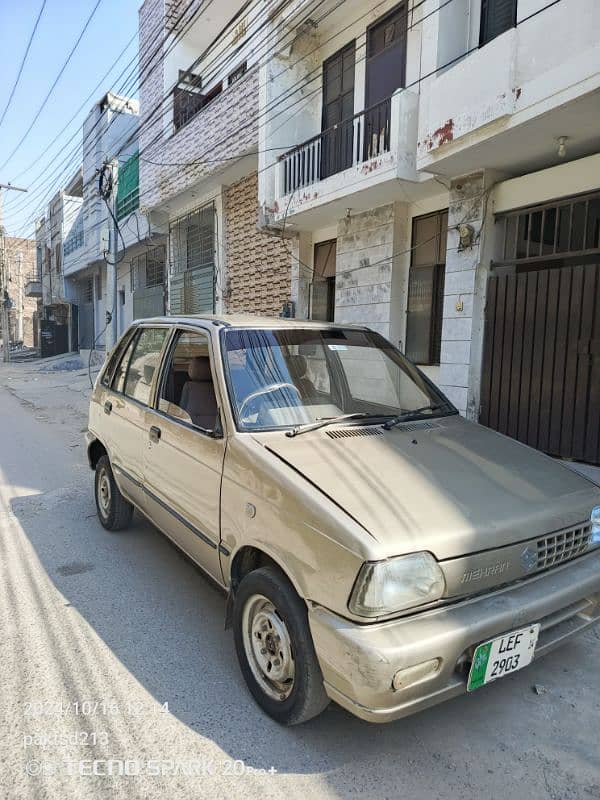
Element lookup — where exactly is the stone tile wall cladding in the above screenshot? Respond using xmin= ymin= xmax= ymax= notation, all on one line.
xmin=335 ymin=203 xmax=408 ymax=340
xmin=438 ymin=171 xmax=487 ymax=417
xmin=224 ymin=173 xmax=291 ymax=315
xmin=138 ymin=0 xmax=259 ymax=210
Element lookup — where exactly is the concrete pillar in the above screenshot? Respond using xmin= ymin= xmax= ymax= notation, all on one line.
xmin=335 ymin=202 xmax=409 ymax=340
xmin=290 ymin=232 xmax=312 ymax=319
xmin=438 ymin=171 xmax=496 ymax=419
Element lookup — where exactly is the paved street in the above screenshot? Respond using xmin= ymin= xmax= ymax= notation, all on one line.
xmin=1 ymin=365 xmax=600 ymax=800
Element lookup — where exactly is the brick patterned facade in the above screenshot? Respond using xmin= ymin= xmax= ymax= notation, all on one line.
xmin=224 ymin=173 xmax=291 ymax=316
xmin=164 ymin=0 xmax=200 ymax=33
xmin=139 ymin=0 xmax=259 ymax=211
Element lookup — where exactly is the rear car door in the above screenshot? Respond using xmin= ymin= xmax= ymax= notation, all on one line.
xmin=142 ymin=326 xmax=226 ymax=583
xmin=104 ymin=325 xmax=170 ymax=506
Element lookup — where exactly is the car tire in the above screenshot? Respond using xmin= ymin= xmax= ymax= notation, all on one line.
xmin=233 ymin=565 xmax=330 ymax=725
xmin=94 ymin=455 xmax=134 ymax=531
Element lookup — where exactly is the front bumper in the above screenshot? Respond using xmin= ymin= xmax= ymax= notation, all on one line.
xmin=308 ymin=550 xmax=600 ymax=723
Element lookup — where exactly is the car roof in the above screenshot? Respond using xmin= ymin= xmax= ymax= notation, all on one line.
xmin=134 ymin=314 xmax=370 ymax=331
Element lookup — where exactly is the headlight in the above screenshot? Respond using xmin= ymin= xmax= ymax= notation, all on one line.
xmin=349 ymin=552 xmax=445 ymax=617
xmin=591 ymin=506 xmax=600 ymax=544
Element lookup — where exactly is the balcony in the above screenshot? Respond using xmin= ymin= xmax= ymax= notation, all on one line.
xmin=417 ymin=0 xmax=600 ymax=178
xmin=24 ymin=274 xmax=42 ymax=298
xmin=269 ymin=88 xmax=419 ymax=230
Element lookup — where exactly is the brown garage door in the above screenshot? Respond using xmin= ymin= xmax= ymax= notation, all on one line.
xmin=480 ymin=264 xmax=600 ymax=465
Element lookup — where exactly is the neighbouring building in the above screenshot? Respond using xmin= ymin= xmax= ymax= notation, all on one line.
xmin=1 ymin=235 xmax=38 ymax=348
xmin=61 ymin=92 xmax=167 ymax=352
xmin=253 ymin=0 xmax=600 ymax=468
xmin=138 ymin=0 xmax=294 ymax=317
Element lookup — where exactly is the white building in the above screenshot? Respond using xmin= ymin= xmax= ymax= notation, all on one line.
xmin=64 ymin=92 xmax=167 ymax=350
xmin=255 ymin=0 xmax=600 ymax=467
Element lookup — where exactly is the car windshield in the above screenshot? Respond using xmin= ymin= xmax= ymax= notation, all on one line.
xmin=222 ymin=327 xmax=453 ymax=432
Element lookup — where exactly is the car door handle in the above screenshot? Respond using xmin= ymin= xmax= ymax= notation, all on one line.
xmin=149 ymin=425 xmax=161 ymax=443
xmin=104 ymin=400 xmax=112 ymax=415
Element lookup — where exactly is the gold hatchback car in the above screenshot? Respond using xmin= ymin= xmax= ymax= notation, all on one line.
xmin=87 ymin=316 xmax=600 ymax=725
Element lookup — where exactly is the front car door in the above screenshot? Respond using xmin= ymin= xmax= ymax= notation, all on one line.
xmin=142 ymin=326 xmax=226 ymax=583
xmin=102 ymin=325 xmax=169 ymax=506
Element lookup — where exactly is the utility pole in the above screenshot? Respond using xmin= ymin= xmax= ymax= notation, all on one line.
xmin=103 ymin=160 xmax=119 ymax=351
xmin=0 ymin=182 xmax=28 ymax=362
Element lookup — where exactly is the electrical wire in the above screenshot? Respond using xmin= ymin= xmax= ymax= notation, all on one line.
xmin=0 ymin=0 xmax=48 ymax=129
xmin=1 ymin=0 xmax=212 ymax=216
xmin=0 ymin=0 xmax=105 ymax=171
xmin=4 ymin=0 xmax=564 ymax=257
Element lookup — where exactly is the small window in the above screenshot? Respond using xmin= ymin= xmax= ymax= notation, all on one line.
xmin=158 ymin=330 xmax=218 ymax=432
xmin=480 ymin=0 xmax=517 ymax=47
xmin=119 ymin=289 xmax=126 ymax=306
xmin=405 ymin=210 xmax=448 ymax=365
xmin=121 ymin=327 xmax=168 ymax=405
xmin=228 ymin=61 xmax=247 ymax=86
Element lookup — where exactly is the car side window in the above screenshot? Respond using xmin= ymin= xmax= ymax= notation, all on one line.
xmin=158 ymin=330 xmax=218 ymax=432
xmin=101 ymin=331 xmax=130 ymax=388
xmin=116 ymin=327 xmax=168 ymax=404
xmin=112 ymin=334 xmax=138 ymax=394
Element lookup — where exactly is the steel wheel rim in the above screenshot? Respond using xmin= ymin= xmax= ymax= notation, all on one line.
xmin=97 ymin=467 xmax=111 ymax=518
xmin=242 ymin=593 xmax=295 ymax=701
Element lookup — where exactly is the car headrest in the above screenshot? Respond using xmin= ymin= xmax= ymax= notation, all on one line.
xmin=287 ymin=354 xmax=307 ymax=380
xmin=188 ymin=356 xmax=212 ymax=382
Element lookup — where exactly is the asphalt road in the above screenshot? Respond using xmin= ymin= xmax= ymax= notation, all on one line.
xmin=1 ymin=382 xmax=600 ymax=800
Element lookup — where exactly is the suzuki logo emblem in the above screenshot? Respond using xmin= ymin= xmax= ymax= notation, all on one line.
xmin=520 ymin=546 xmax=538 ymax=573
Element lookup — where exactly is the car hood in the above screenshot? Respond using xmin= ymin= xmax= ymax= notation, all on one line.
xmin=259 ymin=415 xmax=599 ymax=560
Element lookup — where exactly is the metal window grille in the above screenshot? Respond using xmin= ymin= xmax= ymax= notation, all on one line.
xmin=130 ymin=246 xmax=166 ymax=289
xmin=82 ymin=278 xmax=93 ymax=303
xmin=228 ymin=61 xmax=247 ymax=86
xmin=495 ymin=190 xmax=600 ymax=269
xmin=64 ymin=228 xmax=84 ymax=255
xmin=169 ymin=204 xmax=215 ymax=314
xmin=171 ymin=205 xmax=215 ymax=275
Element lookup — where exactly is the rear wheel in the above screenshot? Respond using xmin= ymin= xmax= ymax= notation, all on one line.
xmin=233 ymin=566 xmax=330 ymax=725
xmin=95 ymin=455 xmax=134 ymax=531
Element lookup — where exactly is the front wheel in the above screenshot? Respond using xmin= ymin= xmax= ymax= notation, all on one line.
xmin=95 ymin=455 xmax=134 ymax=531
xmin=233 ymin=566 xmax=330 ymax=725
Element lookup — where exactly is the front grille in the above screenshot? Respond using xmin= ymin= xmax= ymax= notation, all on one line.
xmin=536 ymin=525 xmax=592 ymax=569
xmin=326 ymin=427 xmax=384 ymax=439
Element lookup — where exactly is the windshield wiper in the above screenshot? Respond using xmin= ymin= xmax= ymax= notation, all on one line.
xmin=286 ymin=413 xmax=377 ymax=438
xmin=382 ymin=402 xmax=454 ymax=430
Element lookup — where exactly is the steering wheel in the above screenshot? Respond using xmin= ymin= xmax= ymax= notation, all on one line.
xmin=238 ymin=382 xmax=302 ymax=423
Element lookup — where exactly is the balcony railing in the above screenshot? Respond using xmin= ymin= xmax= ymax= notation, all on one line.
xmin=280 ymin=96 xmax=392 ymax=196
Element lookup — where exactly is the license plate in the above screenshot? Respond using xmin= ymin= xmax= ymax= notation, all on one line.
xmin=467 ymin=623 xmax=540 ymax=691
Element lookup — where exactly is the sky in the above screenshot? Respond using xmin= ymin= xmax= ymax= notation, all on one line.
xmin=0 ymin=0 xmax=140 ymax=240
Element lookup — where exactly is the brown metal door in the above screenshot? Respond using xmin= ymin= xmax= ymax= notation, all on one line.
xmin=480 ymin=264 xmax=600 ymax=465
